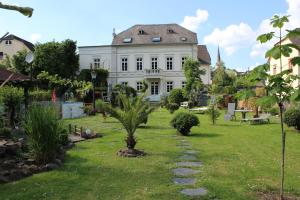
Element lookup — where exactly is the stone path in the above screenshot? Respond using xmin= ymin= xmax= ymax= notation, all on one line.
xmin=171 ymin=138 xmax=208 ymax=198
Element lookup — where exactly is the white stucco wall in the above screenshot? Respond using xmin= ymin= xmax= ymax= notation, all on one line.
xmin=79 ymin=43 xmax=211 ymax=97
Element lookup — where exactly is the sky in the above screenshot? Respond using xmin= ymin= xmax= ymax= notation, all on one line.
xmin=1 ymin=0 xmax=300 ymax=71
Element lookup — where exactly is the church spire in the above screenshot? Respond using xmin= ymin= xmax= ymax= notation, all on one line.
xmin=216 ymin=46 xmax=222 ymax=69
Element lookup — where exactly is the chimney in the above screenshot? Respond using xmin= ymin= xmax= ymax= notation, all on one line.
xmin=112 ymin=28 xmax=116 ymax=38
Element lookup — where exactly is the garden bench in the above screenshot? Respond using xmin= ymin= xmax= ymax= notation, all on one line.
xmin=180 ymin=101 xmax=189 ymax=109
xmin=240 ymin=114 xmax=271 ymax=125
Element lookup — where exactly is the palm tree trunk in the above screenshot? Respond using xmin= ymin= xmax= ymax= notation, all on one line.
xmin=279 ymin=103 xmax=286 ymax=200
xmin=126 ymin=133 xmax=136 ymax=150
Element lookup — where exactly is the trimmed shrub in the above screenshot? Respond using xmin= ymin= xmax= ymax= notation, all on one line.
xmin=168 ymin=89 xmax=184 ymax=105
xmin=267 ymin=107 xmax=279 ymax=116
xmin=170 ymin=112 xmax=199 ymax=136
xmin=166 ymin=103 xmax=179 ymax=114
xmin=283 ymin=107 xmax=300 ymax=131
xmin=24 ymin=105 xmax=65 ymax=164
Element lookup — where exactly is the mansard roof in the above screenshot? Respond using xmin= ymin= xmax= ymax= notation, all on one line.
xmin=197 ymin=45 xmax=211 ymax=65
xmin=112 ymin=24 xmax=198 ymax=46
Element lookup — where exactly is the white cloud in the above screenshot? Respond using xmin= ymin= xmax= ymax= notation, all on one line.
xmin=181 ymin=9 xmax=208 ymax=32
xmin=250 ymin=0 xmax=300 ymax=58
xmin=29 ymin=33 xmax=41 ymax=43
xmin=204 ymin=23 xmax=255 ymax=55
xmin=203 ymin=0 xmax=300 ymax=60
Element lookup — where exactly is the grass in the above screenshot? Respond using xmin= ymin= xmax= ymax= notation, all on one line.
xmin=0 ymin=108 xmax=299 ymax=200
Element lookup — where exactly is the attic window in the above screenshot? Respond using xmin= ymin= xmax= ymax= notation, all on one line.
xmin=5 ymin=40 xmax=12 ymax=45
xmin=152 ymin=37 xmax=161 ymax=42
xmin=138 ymin=30 xmax=145 ymax=35
xmin=123 ymin=38 xmax=132 ymax=43
xmin=168 ymin=29 xmax=175 ymax=33
xmin=180 ymin=37 xmax=187 ymax=41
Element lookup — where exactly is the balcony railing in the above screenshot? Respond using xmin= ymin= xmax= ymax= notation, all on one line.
xmin=144 ymin=68 xmax=163 ymax=78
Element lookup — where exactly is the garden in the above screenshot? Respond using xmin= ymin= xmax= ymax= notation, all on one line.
xmin=0 ymin=5 xmax=300 ymax=200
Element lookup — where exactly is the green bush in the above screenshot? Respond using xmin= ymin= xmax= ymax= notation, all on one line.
xmin=160 ymin=95 xmax=169 ymax=108
xmin=206 ymin=105 xmax=221 ymax=125
xmin=0 ymin=86 xmax=23 ymax=127
xmin=170 ymin=112 xmax=199 ymax=136
xmin=24 ymin=105 xmax=65 ymax=164
xmin=166 ymin=103 xmax=179 ymax=114
xmin=168 ymin=89 xmax=184 ymax=105
xmin=267 ymin=107 xmax=279 ymax=116
xmin=283 ymin=107 xmax=300 ymax=131
xmin=0 ymin=127 xmax=12 ymax=139
xmin=30 ymin=89 xmax=51 ymax=101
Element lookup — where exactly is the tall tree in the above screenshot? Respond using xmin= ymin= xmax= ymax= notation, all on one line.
xmin=183 ymin=58 xmax=205 ymax=106
xmin=12 ymin=49 xmax=31 ymax=75
xmin=257 ymin=15 xmax=300 ymax=200
xmin=33 ymin=40 xmax=79 ymax=78
xmin=0 ymin=2 xmax=33 ymax=17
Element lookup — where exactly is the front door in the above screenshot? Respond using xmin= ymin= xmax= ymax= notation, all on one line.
xmin=151 ymin=81 xmax=159 ymax=95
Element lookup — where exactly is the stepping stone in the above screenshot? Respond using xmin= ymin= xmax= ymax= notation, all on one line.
xmin=180 ymin=187 xmax=208 ymax=196
xmin=185 ymin=150 xmax=197 ymax=154
xmin=172 ymin=168 xmax=200 ymax=176
xmin=177 ymin=145 xmax=193 ymax=149
xmin=179 ymin=154 xmax=198 ymax=161
xmin=173 ymin=178 xmax=197 ymax=185
xmin=176 ymin=162 xmax=202 ymax=167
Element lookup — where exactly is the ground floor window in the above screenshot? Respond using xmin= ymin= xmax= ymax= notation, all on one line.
xmin=182 ymin=81 xmax=186 ymax=88
xmin=166 ymin=81 xmax=173 ymax=93
xmin=136 ymin=81 xmax=143 ymax=92
xmin=151 ymin=81 xmax=159 ymax=95
xmin=121 ymin=82 xmax=128 ymax=86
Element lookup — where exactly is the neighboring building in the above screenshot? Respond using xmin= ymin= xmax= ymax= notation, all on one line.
xmin=79 ymin=24 xmax=211 ymax=101
xmin=0 ymin=34 xmax=35 ymax=60
xmin=269 ymin=35 xmax=300 ymax=88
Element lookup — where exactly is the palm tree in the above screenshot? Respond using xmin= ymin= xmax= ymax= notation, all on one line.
xmin=96 ymin=93 xmax=155 ymax=157
xmin=0 ymin=2 xmax=33 ymax=17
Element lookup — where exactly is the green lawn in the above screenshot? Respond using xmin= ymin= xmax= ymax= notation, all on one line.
xmin=0 ymin=108 xmax=299 ymax=200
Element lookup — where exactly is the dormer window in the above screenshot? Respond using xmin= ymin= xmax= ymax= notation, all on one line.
xmin=180 ymin=37 xmax=187 ymax=41
xmin=167 ymin=29 xmax=175 ymax=34
xmin=152 ymin=37 xmax=161 ymax=42
xmin=138 ymin=30 xmax=145 ymax=35
xmin=5 ymin=40 xmax=12 ymax=45
xmin=123 ymin=38 xmax=132 ymax=43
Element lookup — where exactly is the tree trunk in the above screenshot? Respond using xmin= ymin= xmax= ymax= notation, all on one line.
xmin=279 ymin=103 xmax=286 ymax=200
xmin=126 ymin=133 xmax=136 ymax=150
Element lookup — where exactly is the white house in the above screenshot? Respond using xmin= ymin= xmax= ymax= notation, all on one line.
xmin=269 ymin=35 xmax=300 ymax=88
xmin=79 ymin=24 xmax=211 ymax=101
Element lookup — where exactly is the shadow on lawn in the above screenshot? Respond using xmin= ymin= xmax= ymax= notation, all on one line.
xmin=189 ymin=132 xmax=222 ymax=138
xmin=138 ymin=125 xmax=172 ymax=130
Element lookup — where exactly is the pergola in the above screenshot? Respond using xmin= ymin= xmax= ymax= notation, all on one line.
xmin=0 ymin=68 xmax=33 ymax=109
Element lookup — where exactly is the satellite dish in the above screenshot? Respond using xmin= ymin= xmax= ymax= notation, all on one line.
xmin=25 ymin=52 xmax=34 ymax=63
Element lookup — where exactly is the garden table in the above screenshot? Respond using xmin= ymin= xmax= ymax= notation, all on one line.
xmin=234 ymin=109 xmax=252 ymax=119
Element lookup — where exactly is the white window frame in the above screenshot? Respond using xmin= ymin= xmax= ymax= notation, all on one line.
xmin=182 ymin=81 xmax=186 ymax=88
xmin=151 ymin=57 xmax=158 ymax=70
xmin=136 ymin=81 xmax=143 ymax=92
xmin=93 ymin=58 xmax=101 ymax=68
xmin=181 ymin=56 xmax=187 ymax=68
xmin=121 ymin=81 xmax=128 ymax=86
xmin=121 ymin=57 xmax=128 ymax=71
xmin=151 ymin=81 xmax=159 ymax=95
xmin=5 ymin=40 xmax=12 ymax=45
xmin=166 ymin=81 xmax=173 ymax=93
xmin=136 ymin=57 xmax=143 ymax=71
xmin=166 ymin=57 xmax=173 ymax=70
